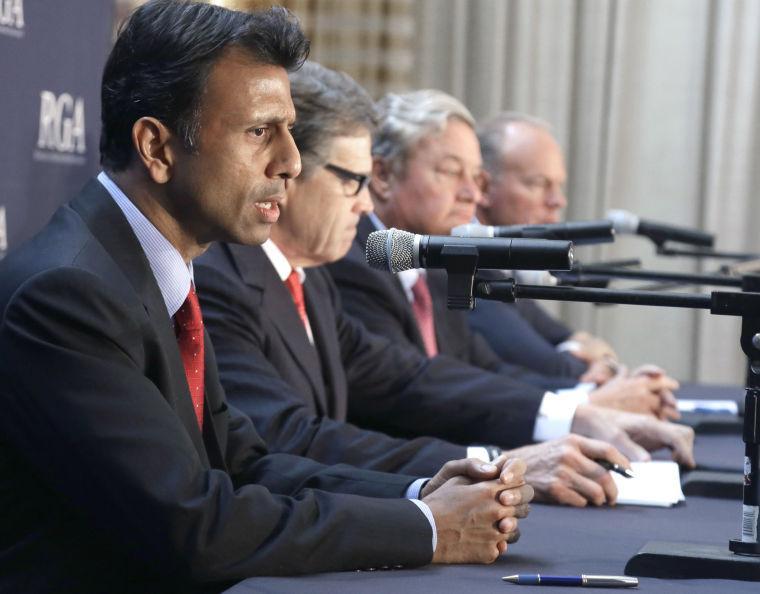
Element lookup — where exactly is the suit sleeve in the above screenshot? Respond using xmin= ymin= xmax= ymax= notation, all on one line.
xmin=469 ymin=300 xmax=588 ymax=379
xmin=466 ymin=318 xmax=579 ymax=390
xmin=0 ymin=267 xmax=433 ymax=582
xmin=196 ymin=261 xmax=464 ymax=476
xmin=516 ymin=299 xmax=575 ymax=345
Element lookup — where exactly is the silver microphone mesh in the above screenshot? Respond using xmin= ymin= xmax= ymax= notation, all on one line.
xmin=366 ymin=228 xmax=416 ymax=272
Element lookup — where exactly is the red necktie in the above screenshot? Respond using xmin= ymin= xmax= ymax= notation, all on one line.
xmin=284 ymin=269 xmax=310 ymax=330
xmin=175 ymin=285 xmax=205 ymax=429
xmin=411 ymin=275 xmax=438 ymax=357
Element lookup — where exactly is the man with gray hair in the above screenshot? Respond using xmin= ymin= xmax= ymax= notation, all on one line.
xmin=474 ymin=113 xmax=678 ymax=391
xmin=329 ymin=89 xmax=695 ymax=506
xmin=195 ymin=64 xmax=646 ymax=510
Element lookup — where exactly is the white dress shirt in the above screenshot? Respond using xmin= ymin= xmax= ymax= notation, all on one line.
xmin=261 ymin=239 xmax=315 ymax=344
xmin=97 ymin=171 xmax=193 ymax=316
xmin=98 ymin=174 xmax=438 ymax=553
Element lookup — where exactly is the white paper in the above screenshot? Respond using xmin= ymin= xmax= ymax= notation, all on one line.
xmin=612 ymin=461 xmax=685 ymax=507
xmin=677 ymin=399 xmax=738 ymax=415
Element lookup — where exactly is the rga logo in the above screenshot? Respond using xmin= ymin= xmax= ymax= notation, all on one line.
xmin=0 ymin=0 xmax=24 ymax=38
xmin=0 ymin=206 xmax=7 ymax=258
xmin=33 ymin=91 xmax=87 ymax=166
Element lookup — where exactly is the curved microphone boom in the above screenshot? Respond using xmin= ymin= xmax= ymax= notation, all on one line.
xmin=452 ymin=220 xmax=614 ymax=245
xmin=366 ymin=228 xmax=574 ymax=273
xmin=607 ymin=209 xmax=714 ymax=247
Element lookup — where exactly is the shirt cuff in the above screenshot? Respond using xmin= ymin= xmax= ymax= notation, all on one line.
xmin=409 ymin=499 xmax=437 ymax=553
xmin=556 ymin=382 xmax=595 ymax=400
xmin=533 ymin=390 xmax=585 ymax=441
xmin=466 ymin=446 xmax=491 ymax=461
xmin=405 ymin=477 xmax=428 ymax=500
xmin=556 ymin=339 xmax=582 ymax=353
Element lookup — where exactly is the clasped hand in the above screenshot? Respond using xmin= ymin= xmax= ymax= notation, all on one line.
xmin=421 ymin=457 xmax=533 ymax=564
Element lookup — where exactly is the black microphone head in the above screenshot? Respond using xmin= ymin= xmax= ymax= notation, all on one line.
xmin=366 ymin=228 xmax=417 ymax=272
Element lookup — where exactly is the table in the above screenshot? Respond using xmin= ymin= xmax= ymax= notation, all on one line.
xmin=225 ymin=494 xmax=754 ymax=593
xmin=226 ymin=425 xmax=757 ymax=593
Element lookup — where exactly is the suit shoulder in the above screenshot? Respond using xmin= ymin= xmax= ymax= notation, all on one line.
xmin=195 ymin=242 xmax=242 ymax=280
xmin=0 ymin=209 xmax=135 ymax=312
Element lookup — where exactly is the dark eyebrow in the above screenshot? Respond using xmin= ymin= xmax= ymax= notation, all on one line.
xmin=246 ymin=109 xmax=296 ymax=127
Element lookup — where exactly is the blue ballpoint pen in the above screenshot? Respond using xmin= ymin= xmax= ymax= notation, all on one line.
xmin=502 ymin=574 xmax=639 ymax=588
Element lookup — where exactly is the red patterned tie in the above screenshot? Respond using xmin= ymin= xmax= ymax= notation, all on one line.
xmin=174 ymin=285 xmax=205 ymax=429
xmin=411 ymin=275 xmax=438 ymax=357
xmin=284 ymin=269 xmax=310 ymax=330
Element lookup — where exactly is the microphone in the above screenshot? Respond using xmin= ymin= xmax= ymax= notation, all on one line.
xmin=452 ymin=220 xmax=614 ymax=245
xmin=606 ymin=209 xmax=714 ymax=247
xmin=366 ymin=228 xmax=574 ymax=273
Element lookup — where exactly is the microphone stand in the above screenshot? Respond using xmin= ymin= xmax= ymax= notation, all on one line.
xmin=656 ymin=243 xmax=759 ymax=261
xmin=554 ymin=265 xmax=743 ymax=289
xmin=467 ymin=274 xmax=760 ymax=580
xmin=575 ymin=258 xmax=642 ymax=270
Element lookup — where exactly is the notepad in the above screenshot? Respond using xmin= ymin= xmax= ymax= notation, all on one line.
xmin=612 ymin=461 xmax=685 ymax=507
xmin=677 ymin=399 xmax=739 ymax=415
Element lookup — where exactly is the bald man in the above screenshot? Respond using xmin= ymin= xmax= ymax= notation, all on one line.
xmin=329 ymin=93 xmax=693 ymax=481
xmin=473 ymin=113 xmax=679 ymax=416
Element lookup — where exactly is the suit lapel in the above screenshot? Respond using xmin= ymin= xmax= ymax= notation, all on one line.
xmin=427 ymin=269 xmax=451 ymax=351
xmin=201 ymin=334 xmax=229 ymax=471
xmin=227 ymin=244 xmax=328 ymax=410
xmin=355 ymin=216 xmax=427 ymax=351
xmin=70 ymin=179 xmax=211 ymax=466
xmin=302 ymin=271 xmax=337 ymax=415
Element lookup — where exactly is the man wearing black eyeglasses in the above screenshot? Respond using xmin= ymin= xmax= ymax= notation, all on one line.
xmin=195 ymin=61 xmax=517 ymax=476
xmin=194 ymin=61 xmax=641 ymax=510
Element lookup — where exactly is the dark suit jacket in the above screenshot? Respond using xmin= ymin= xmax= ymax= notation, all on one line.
xmin=0 ymin=181 xmax=432 ymax=594
xmin=516 ymin=299 xmax=575 ymax=345
xmin=194 ymin=242 xmax=465 ymax=475
xmin=468 ymin=299 xmax=588 ymax=378
xmin=328 ymin=217 xmax=577 ymax=393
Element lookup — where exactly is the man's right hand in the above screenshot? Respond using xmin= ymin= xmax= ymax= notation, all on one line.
xmin=424 ymin=458 xmax=533 ymax=564
xmin=568 ymin=331 xmax=617 ymax=363
xmin=588 ymin=367 xmax=680 ymax=420
xmin=502 ymin=435 xmax=629 ymax=507
xmin=571 ymin=404 xmax=695 ymax=467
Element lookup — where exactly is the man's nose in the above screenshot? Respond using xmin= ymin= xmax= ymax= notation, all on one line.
xmin=354 ymin=185 xmax=374 ymax=215
xmin=547 ymin=186 xmax=567 ymax=209
xmin=267 ymin=129 xmax=302 ymax=180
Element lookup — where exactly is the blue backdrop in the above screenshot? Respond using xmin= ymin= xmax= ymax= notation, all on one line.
xmin=0 ymin=0 xmax=114 ymax=256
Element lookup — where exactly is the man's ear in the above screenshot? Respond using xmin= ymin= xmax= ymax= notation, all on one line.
xmin=478 ymin=170 xmax=493 ymax=208
xmin=131 ymin=117 xmax=177 ymax=184
xmin=369 ymin=157 xmax=394 ymax=203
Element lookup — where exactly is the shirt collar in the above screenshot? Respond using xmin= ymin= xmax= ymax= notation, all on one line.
xmin=97 ymin=171 xmax=192 ymax=317
xmin=261 ymin=239 xmax=306 ymax=284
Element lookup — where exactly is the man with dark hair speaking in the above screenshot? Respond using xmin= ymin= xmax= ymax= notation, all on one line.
xmin=0 ymin=3 xmax=531 ymax=592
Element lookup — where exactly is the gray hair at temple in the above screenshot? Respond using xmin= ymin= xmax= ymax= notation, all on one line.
xmin=289 ymin=61 xmax=377 ymax=178
xmin=372 ymin=89 xmax=476 ymax=175
xmin=477 ymin=112 xmax=552 ymax=180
